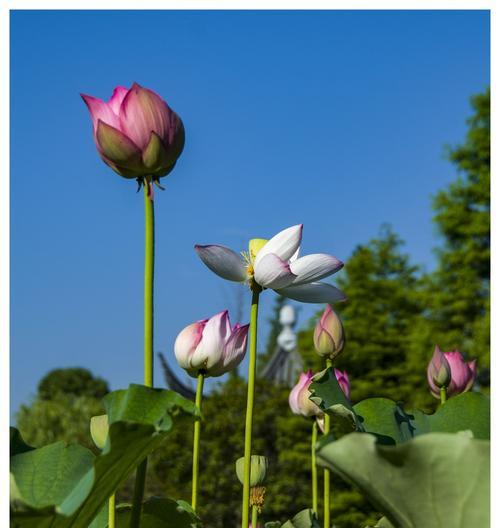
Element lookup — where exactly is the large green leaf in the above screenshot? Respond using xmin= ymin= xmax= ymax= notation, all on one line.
xmin=265 ymin=508 xmax=320 ymax=528
xmin=11 ymin=384 xmax=197 ymax=528
xmin=89 ymin=498 xmax=201 ymax=528
xmin=310 ymin=367 xmax=490 ymax=443
xmin=412 ymin=391 xmax=490 ymax=439
xmin=317 ymin=432 xmax=490 ymax=528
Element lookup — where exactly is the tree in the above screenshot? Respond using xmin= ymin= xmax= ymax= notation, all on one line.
xmin=16 ymin=367 xmax=109 ymax=450
xmin=408 ymin=88 xmax=490 ymax=386
xmin=38 ymin=367 xmax=109 ymax=400
xmin=299 ymin=225 xmax=424 ymax=405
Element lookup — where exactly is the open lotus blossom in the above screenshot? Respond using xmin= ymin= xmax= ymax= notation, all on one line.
xmin=314 ymin=305 xmax=345 ymax=359
xmin=427 ymin=346 xmax=477 ymax=399
xmin=174 ymin=310 xmax=249 ymax=378
xmin=81 ymin=83 xmax=184 ymax=181
xmin=195 ymin=225 xmax=345 ymax=303
xmin=289 ymin=370 xmax=323 ymax=418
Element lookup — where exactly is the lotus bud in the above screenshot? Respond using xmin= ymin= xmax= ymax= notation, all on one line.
xmin=81 ymin=83 xmax=184 ymax=183
xmin=427 ymin=346 xmax=477 ymax=399
xmin=174 ymin=310 xmax=249 ymax=378
xmin=289 ymin=370 xmax=323 ymax=418
xmin=427 ymin=346 xmax=451 ymax=390
xmin=334 ymin=368 xmax=351 ymax=399
xmin=90 ymin=414 xmax=109 ymax=450
xmin=313 ymin=305 xmax=345 ymax=359
xmin=235 ymin=455 xmax=268 ymax=487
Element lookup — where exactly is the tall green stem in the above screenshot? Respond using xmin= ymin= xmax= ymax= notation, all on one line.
xmin=130 ymin=182 xmax=155 ymax=528
xmin=241 ymin=289 xmax=260 ymax=528
xmin=251 ymin=505 xmax=258 ymax=527
xmin=191 ymin=372 xmax=205 ymax=510
xmin=440 ymin=386 xmax=447 ymax=405
xmin=311 ymin=421 xmax=318 ymax=514
xmin=108 ymin=494 xmax=116 ymax=528
xmin=323 ymin=360 xmax=332 ymax=528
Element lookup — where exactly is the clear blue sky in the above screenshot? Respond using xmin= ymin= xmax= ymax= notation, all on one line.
xmin=10 ymin=10 xmax=489 ymax=418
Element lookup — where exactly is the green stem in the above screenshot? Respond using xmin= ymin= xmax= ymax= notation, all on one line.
xmin=191 ymin=372 xmax=205 ymax=511
xmin=323 ymin=360 xmax=332 ymax=528
xmin=311 ymin=421 xmax=318 ymax=514
xmin=440 ymin=386 xmax=447 ymax=405
xmin=241 ymin=289 xmax=260 ymax=528
xmin=108 ymin=493 xmax=116 ymax=528
xmin=129 ymin=182 xmax=155 ymax=528
xmin=251 ymin=505 xmax=258 ymax=527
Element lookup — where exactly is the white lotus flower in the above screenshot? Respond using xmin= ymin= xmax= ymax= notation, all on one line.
xmin=195 ymin=224 xmax=346 ymax=303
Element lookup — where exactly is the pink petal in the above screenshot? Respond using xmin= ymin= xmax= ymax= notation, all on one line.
xmin=81 ymin=94 xmax=120 ymax=134
xmin=253 ymin=253 xmax=297 ymax=289
xmin=190 ymin=310 xmax=231 ymax=371
xmin=174 ymin=320 xmax=207 ymax=371
xmin=119 ymin=82 xmax=172 ymax=150
xmin=109 ymin=86 xmax=129 ymax=114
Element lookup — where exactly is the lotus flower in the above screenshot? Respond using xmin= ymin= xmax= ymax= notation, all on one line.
xmin=195 ymin=225 xmax=345 ymax=303
xmin=81 ymin=83 xmax=184 ymax=181
xmin=313 ymin=305 xmax=345 ymax=359
xmin=174 ymin=310 xmax=249 ymax=378
xmin=289 ymin=370 xmax=323 ymax=418
xmin=427 ymin=346 xmax=477 ymax=399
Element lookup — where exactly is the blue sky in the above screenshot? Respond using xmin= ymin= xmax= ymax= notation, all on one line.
xmin=10 ymin=10 xmax=489 ymax=417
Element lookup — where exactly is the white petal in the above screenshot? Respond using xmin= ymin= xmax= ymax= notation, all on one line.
xmin=254 ymin=253 xmax=297 ymax=289
xmin=190 ymin=311 xmax=231 ymax=370
xmin=195 ymin=244 xmax=247 ymax=282
xmin=174 ymin=321 xmax=205 ymax=369
xmin=254 ymin=225 xmax=303 ymax=267
xmin=209 ymin=324 xmax=249 ymax=377
xmin=290 ymin=254 xmax=343 ymax=286
xmin=276 ymin=282 xmax=347 ymax=304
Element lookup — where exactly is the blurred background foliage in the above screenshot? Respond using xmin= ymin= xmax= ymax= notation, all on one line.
xmin=15 ymin=89 xmax=489 ymax=527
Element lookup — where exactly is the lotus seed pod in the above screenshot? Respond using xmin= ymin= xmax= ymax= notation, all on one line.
xmin=235 ymin=455 xmax=269 ymax=487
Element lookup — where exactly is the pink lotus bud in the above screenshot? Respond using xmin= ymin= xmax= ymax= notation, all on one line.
xmin=81 ymin=83 xmax=184 ymax=181
xmin=174 ymin=311 xmax=249 ymax=378
xmin=427 ymin=346 xmax=477 ymax=399
xmin=427 ymin=346 xmax=451 ymax=392
xmin=289 ymin=370 xmax=322 ymax=418
xmin=334 ymin=368 xmax=351 ymax=399
xmin=313 ymin=305 xmax=345 ymax=359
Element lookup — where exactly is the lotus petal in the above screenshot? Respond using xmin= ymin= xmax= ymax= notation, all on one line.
xmin=277 ymin=282 xmax=346 ymax=303
xmin=195 ymin=244 xmax=247 ymax=282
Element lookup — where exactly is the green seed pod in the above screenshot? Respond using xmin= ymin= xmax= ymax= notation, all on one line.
xmin=235 ymin=455 xmax=269 ymax=487
xmin=90 ymin=414 xmax=109 ymax=450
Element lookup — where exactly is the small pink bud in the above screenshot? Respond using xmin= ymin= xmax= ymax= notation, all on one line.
xmin=313 ymin=305 xmax=345 ymax=359
xmin=289 ymin=370 xmax=323 ymax=418
xmin=427 ymin=346 xmax=476 ymax=399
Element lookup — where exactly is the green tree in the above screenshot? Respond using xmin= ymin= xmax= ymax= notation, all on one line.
xmin=16 ymin=367 xmax=109 ymax=450
xmin=300 ymin=225 xmax=424 ymax=405
xmin=408 ymin=88 xmax=490 ymax=385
